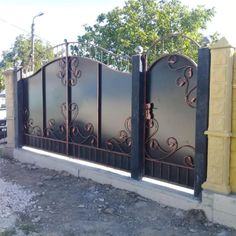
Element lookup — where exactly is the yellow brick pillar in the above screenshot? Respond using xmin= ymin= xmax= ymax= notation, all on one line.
xmin=230 ymin=50 xmax=236 ymax=192
xmin=203 ymin=37 xmax=234 ymax=194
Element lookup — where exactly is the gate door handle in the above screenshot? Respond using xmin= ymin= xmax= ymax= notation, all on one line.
xmin=145 ymin=103 xmax=154 ymax=120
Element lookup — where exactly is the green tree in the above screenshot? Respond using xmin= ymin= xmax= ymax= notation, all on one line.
xmin=77 ymin=0 xmax=216 ymax=64
xmin=0 ymin=34 xmax=53 ymax=91
xmin=0 ymin=72 xmax=5 ymax=91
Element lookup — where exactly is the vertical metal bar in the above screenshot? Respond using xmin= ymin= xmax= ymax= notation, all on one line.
xmin=194 ymin=47 xmax=211 ymax=197
xmin=72 ymin=143 xmax=75 ymax=157
xmin=101 ymin=51 xmax=103 ymax=63
xmin=131 ymin=54 xmax=146 ymax=180
xmin=94 ymin=47 xmax=97 ymax=60
xmin=82 ymin=146 xmax=85 ymax=160
xmin=160 ymin=163 xmax=162 ymax=178
xmin=42 ymin=67 xmax=46 ymax=137
xmin=97 ymin=63 xmax=102 ymax=148
xmin=76 ymin=145 xmax=79 ymax=158
xmin=65 ymin=39 xmax=70 ymax=155
xmin=49 ymin=139 xmax=51 ymax=152
xmin=151 ymin=161 xmax=154 ymax=177
xmin=88 ymin=147 xmax=92 ymax=161
xmin=106 ymin=151 xmax=109 ymax=165
xmin=119 ymin=154 xmax=121 ymax=169
xmin=17 ymin=69 xmax=24 ymax=147
xmin=107 ymin=54 xmax=110 ymax=65
xmin=167 ymin=165 xmax=170 ymax=180
xmin=186 ymin=169 xmax=189 ymax=186
xmin=177 ymin=167 xmax=180 ymax=183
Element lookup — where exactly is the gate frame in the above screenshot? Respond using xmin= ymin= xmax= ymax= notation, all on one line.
xmin=131 ymin=54 xmax=146 ymax=180
xmin=194 ymin=48 xmax=211 ymax=197
xmin=131 ymin=47 xmax=211 ymax=197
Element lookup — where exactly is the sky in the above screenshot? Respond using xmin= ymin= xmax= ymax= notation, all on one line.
xmin=0 ymin=0 xmax=235 ymax=55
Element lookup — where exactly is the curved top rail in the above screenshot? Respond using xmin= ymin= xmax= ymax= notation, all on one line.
xmin=148 ymin=52 xmax=197 ymax=72
xmin=50 ymin=40 xmax=131 ymax=61
xmin=21 ymin=40 xmax=132 ymax=77
xmin=146 ymin=33 xmax=201 ymax=57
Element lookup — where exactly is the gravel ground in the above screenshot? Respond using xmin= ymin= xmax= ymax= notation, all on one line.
xmin=0 ymin=154 xmax=236 ymax=236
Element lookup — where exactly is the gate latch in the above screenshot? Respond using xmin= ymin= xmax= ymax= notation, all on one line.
xmin=145 ymin=103 xmax=154 ymax=120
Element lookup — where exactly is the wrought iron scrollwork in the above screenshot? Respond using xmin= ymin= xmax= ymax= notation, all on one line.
xmin=145 ymin=118 xmax=194 ymax=167
xmin=57 ymin=57 xmax=82 ymax=86
xmin=45 ymin=102 xmax=97 ymax=146
xmin=68 ymin=103 xmax=97 ymax=146
xmin=24 ymin=108 xmax=42 ymax=136
xmin=45 ymin=118 xmax=66 ymax=140
xmin=167 ymin=55 xmax=197 ymax=108
xmin=106 ymin=117 xmax=132 ymax=153
xmin=57 ymin=58 xmax=66 ymax=85
xmin=45 ymin=102 xmax=67 ymax=140
xmin=70 ymin=57 xmax=81 ymax=86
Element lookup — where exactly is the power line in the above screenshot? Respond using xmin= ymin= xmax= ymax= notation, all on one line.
xmin=0 ymin=17 xmax=29 ymax=34
xmin=0 ymin=17 xmax=52 ymax=44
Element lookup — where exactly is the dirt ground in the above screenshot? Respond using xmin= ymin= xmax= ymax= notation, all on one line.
xmin=0 ymin=154 xmax=236 ymax=236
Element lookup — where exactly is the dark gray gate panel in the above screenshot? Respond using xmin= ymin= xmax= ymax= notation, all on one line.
xmin=24 ymin=70 xmax=43 ymax=139
xmin=70 ymin=57 xmax=98 ymax=145
xmin=22 ymin=56 xmax=132 ymax=171
xmin=45 ymin=59 xmax=66 ymax=142
xmin=145 ymin=54 xmax=197 ymax=187
xmin=101 ymin=65 xmax=132 ymax=169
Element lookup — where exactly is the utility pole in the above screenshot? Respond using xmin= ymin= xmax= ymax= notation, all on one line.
xmin=31 ymin=12 xmax=44 ymax=72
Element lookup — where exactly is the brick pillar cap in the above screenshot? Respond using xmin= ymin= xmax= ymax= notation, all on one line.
xmin=3 ymin=68 xmax=14 ymax=77
xmin=211 ymin=37 xmax=235 ymax=49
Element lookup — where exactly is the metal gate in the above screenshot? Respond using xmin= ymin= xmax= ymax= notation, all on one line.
xmin=19 ymin=42 xmax=132 ymax=172
xmin=145 ymin=54 xmax=197 ymax=187
xmin=130 ymin=42 xmax=210 ymax=195
xmin=17 ymin=38 xmax=210 ymax=196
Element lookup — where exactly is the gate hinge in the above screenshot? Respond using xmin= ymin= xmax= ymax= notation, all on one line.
xmin=145 ymin=103 xmax=154 ymax=120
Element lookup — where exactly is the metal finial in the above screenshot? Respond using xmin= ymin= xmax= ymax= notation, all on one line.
xmin=135 ymin=46 xmax=143 ymax=54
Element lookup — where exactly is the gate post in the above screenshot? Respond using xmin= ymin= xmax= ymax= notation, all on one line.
xmin=131 ymin=53 xmax=146 ymax=180
xmin=203 ymin=37 xmax=234 ymax=194
xmin=194 ymin=47 xmax=211 ymax=197
xmin=17 ymin=70 xmax=24 ymax=147
xmin=3 ymin=68 xmax=18 ymax=156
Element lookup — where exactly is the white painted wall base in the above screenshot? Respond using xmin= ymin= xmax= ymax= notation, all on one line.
xmin=14 ymin=147 xmax=199 ymax=210
xmin=13 ymin=147 xmax=236 ymax=229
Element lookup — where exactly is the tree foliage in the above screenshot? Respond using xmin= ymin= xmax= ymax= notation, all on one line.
xmin=78 ymin=0 xmax=216 ymax=64
xmin=0 ymin=35 xmax=53 ymax=91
